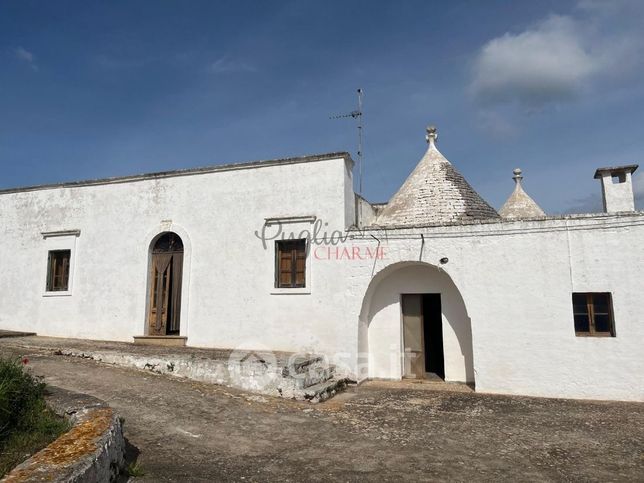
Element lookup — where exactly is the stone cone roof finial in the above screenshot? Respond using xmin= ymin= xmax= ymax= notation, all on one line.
xmin=499 ymin=168 xmax=546 ymax=220
xmin=513 ymin=168 xmax=523 ymax=184
xmin=425 ymin=125 xmax=438 ymax=146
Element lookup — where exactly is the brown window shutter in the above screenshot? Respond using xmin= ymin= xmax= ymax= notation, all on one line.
xmin=275 ymin=239 xmax=306 ymax=288
xmin=46 ymin=250 xmax=71 ymax=292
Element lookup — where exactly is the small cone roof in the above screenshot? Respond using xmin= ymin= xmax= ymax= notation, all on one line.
xmin=499 ymin=169 xmax=546 ymax=219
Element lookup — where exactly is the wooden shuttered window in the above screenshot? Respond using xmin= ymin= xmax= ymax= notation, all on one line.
xmin=572 ymin=292 xmax=615 ymax=337
xmin=46 ymin=250 xmax=71 ymax=292
xmin=275 ymin=239 xmax=306 ymax=288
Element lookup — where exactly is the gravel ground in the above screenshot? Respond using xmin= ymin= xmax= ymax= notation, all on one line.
xmin=1 ymin=339 xmax=642 ymax=482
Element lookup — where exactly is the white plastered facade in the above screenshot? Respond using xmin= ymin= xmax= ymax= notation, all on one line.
xmin=1 ymin=150 xmax=643 ymax=402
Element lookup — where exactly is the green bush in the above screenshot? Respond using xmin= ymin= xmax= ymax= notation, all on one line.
xmin=0 ymin=357 xmax=45 ymax=440
xmin=0 ymin=357 xmax=69 ymax=476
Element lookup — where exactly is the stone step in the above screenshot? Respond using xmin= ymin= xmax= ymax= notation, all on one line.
xmin=302 ymin=378 xmax=349 ymax=403
xmin=292 ymin=362 xmax=336 ymax=390
xmin=133 ymin=335 xmax=187 ymax=347
xmin=281 ymin=354 xmax=326 ymax=377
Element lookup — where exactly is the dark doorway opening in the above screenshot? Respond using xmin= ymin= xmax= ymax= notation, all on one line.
xmin=402 ymin=293 xmax=445 ymax=380
xmin=422 ymin=294 xmax=445 ymax=379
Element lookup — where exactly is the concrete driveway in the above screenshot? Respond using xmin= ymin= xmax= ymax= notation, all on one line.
xmin=1 ymin=341 xmax=642 ymax=482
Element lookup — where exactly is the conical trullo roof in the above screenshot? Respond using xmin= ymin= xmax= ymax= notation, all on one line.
xmin=377 ymin=126 xmax=500 ymax=226
xmin=499 ymin=168 xmax=546 ymax=219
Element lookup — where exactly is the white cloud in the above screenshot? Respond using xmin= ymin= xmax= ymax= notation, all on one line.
xmin=470 ymin=2 xmax=644 ymax=108
xmin=472 ymin=16 xmax=594 ymax=106
xmin=15 ymin=47 xmax=33 ymax=62
xmin=210 ymin=56 xmax=256 ymax=74
xmin=15 ymin=47 xmax=38 ymax=71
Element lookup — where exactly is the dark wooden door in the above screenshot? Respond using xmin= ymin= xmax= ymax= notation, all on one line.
xmin=148 ymin=253 xmax=173 ymax=336
xmin=148 ymin=233 xmax=184 ymax=336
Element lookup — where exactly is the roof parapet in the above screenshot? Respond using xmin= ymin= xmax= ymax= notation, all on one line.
xmin=0 ymin=151 xmax=352 ymax=195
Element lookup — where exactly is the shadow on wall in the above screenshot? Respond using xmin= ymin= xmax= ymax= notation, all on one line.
xmin=359 ymin=261 xmax=474 ymax=383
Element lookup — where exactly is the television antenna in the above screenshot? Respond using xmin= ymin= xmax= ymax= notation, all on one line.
xmin=330 ymin=88 xmax=364 ymax=195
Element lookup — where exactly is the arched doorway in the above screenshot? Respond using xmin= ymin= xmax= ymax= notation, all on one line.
xmin=359 ymin=262 xmax=474 ymax=384
xmin=147 ymin=232 xmax=184 ymax=336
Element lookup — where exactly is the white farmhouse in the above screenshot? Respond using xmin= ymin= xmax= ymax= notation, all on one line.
xmin=1 ymin=126 xmax=642 ymax=402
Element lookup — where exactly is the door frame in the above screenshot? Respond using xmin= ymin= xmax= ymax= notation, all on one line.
xmin=142 ymin=226 xmax=192 ymax=338
xmin=400 ymin=292 xmax=445 ymax=380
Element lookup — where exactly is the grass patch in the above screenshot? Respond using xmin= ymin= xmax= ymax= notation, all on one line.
xmin=0 ymin=357 xmax=69 ymax=477
xmin=127 ymin=461 xmax=146 ymax=477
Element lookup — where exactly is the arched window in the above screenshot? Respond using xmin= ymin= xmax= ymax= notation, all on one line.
xmin=152 ymin=232 xmax=184 ymax=254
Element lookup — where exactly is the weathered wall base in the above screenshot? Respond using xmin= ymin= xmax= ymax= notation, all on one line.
xmin=2 ymin=387 xmax=125 ymax=483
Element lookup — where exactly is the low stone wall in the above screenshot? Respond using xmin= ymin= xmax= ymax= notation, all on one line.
xmin=53 ymin=346 xmax=346 ymax=402
xmin=0 ymin=336 xmax=349 ymax=403
xmin=2 ymin=387 xmax=125 ymax=482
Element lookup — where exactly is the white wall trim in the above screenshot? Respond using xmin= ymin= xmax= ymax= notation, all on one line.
xmin=42 ymin=229 xmax=81 ymax=238
xmin=264 ymin=215 xmax=316 ymax=225
xmin=42 ymin=233 xmax=79 ymax=297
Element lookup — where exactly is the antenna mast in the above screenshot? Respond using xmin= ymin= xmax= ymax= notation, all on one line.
xmin=330 ymin=88 xmax=364 ymax=195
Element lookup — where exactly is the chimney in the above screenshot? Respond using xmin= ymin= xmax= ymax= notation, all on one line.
xmin=594 ymin=165 xmax=638 ymax=213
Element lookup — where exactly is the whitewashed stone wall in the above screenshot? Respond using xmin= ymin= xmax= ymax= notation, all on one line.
xmin=361 ymin=262 xmax=473 ymax=382
xmin=0 ymin=155 xmax=358 ymax=361
xmin=345 ymin=213 xmax=644 ymax=402
xmin=1 ymin=157 xmax=643 ymax=402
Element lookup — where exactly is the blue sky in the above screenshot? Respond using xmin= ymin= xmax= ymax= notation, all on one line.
xmin=1 ymin=0 xmax=643 ymax=213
